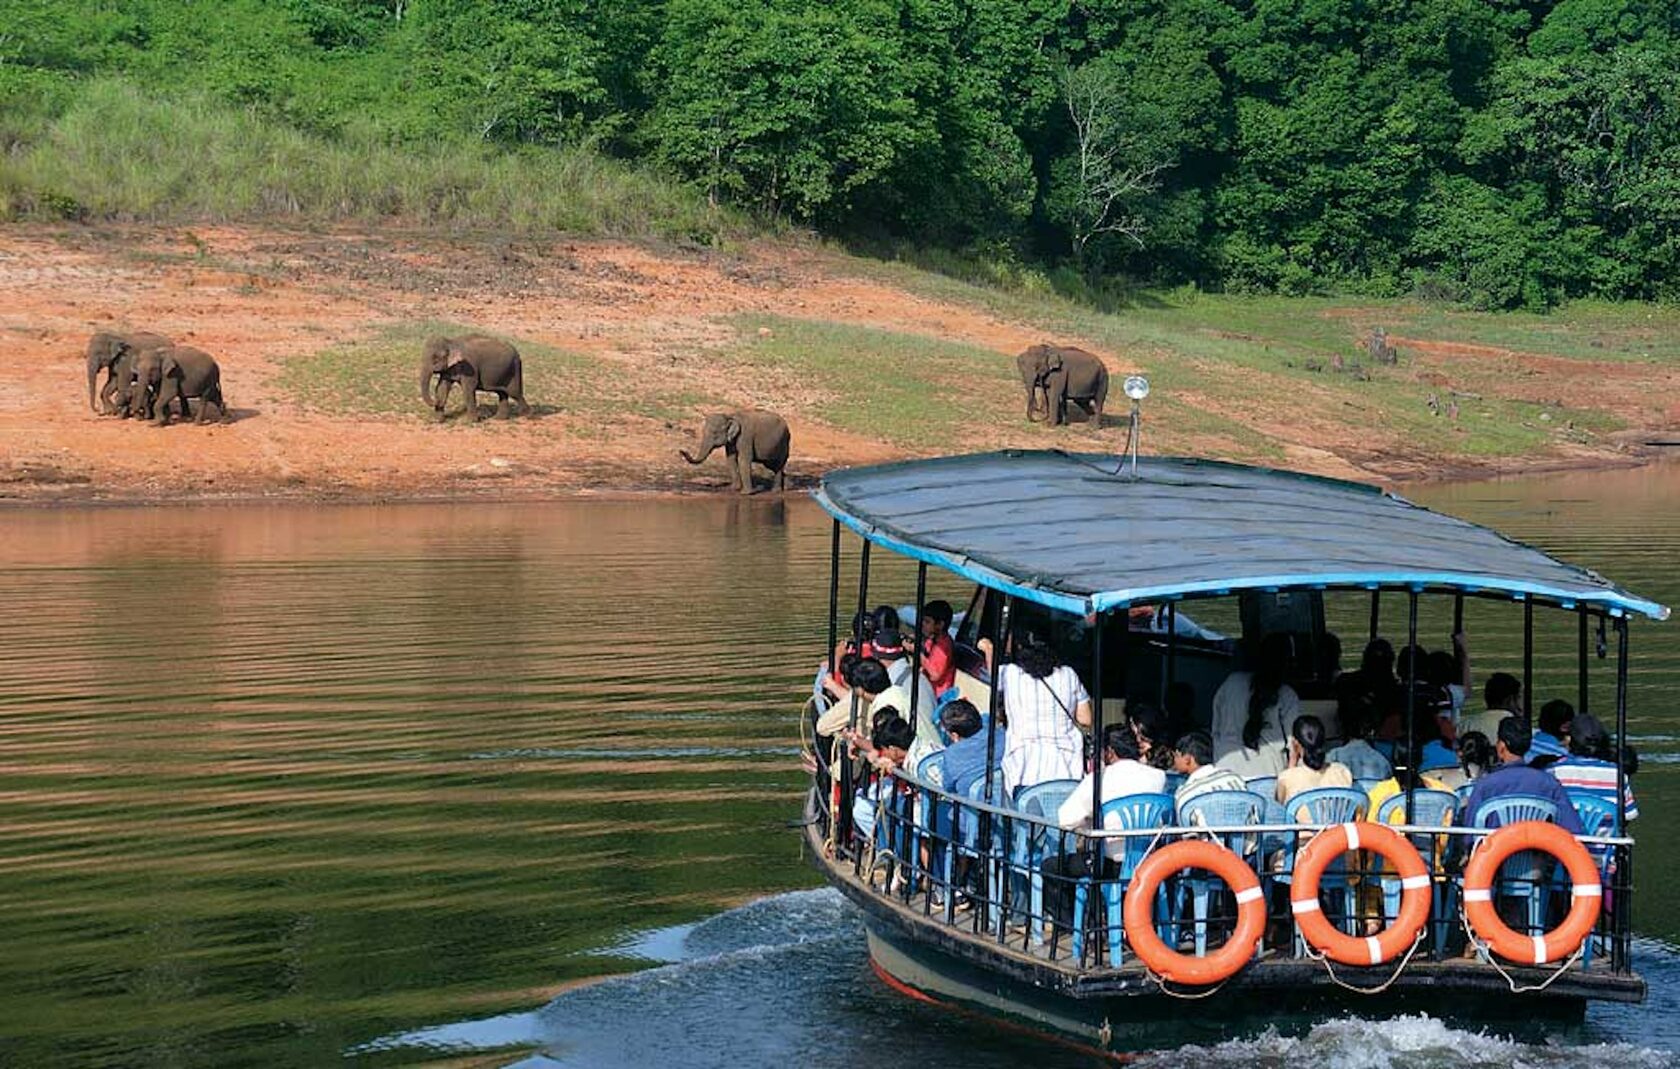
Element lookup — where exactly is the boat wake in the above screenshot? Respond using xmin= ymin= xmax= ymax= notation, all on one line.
xmin=355 ymin=891 xmax=1680 ymax=1068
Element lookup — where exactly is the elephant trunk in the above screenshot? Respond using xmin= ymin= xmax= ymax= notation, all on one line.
xmin=420 ymin=363 xmax=435 ymax=406
xmin=88 ymin=361 xmax=100 ymax=413
xmin=1026 ymin=382 xmax=1048 ymax=422
xmin=679 ymin=437 xmax=716 ymax=465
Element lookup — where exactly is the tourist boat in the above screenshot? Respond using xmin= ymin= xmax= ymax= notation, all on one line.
xmin=798 ymin=446 xmax=1668 ymax=1053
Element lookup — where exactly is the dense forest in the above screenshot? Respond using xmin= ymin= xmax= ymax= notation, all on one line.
xmin=2 ymin=0 xmax=1676 ymax=308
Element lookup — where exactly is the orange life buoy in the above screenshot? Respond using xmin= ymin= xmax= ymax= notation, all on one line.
xmin=1290 ymin=822 xmax=1429 ymax=966
xmin=1462 ymin=819 xmax=1602 ymax=965
xmin=1122 ymin=839 xmax=1264 ymax=985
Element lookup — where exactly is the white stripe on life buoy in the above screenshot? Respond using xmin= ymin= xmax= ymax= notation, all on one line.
xmin=1532 ymin=935 xmax=1548 ymax=965
xmin=1573 ymin=883 xmax=1603 ymax=898
xmin=1291 ymin=897 xmax=1321 ymax=915
xmin=1343 ymin=822 xmax=1361 ymax=850
xmin=1401 ymin=874 xmax=1430 ymax=890
xmin=1366 ymin=936 xmax=1382 ymax=965
xmin=1463 ymin=888 xmax=1493 ymax=903
xmin=1235 ymin=886 xmax=1264 ymax=904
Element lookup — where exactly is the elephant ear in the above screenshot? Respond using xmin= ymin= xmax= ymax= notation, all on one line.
xmin=724 ymin=417 xmax=742 ymax=444
xmin=1046 ymin=349 xmax=1065 ymax=372
xmin=161 ymin=353 xmax=179 ymax=378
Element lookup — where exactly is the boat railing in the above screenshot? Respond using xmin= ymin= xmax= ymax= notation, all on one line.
xmin=817 ymin=766 xmax=1636 ymax=977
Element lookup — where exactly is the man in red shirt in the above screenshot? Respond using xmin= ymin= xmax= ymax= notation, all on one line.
xmin=918 ymin=599 xmax=958 ymax=699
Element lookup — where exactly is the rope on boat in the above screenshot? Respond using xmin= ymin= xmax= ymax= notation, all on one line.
xmin=1143 ymin=967 xmax=1233 ymax=1000
xmin=1302 ymin=924 xmax=1426 ymax=995
xmin=1458 ymin=909 xmax=1585 ymax=994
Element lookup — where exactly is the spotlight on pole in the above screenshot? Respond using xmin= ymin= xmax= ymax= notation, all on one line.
xmin=1122 ymin=375 xmax=1149 ymax=477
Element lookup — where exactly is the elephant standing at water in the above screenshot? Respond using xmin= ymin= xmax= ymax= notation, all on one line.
xmin=420 ymin=335 xmax=530 ymax=422
xmin=129 ymin=346 xmax=228 ymax=425
xmin=679 ymin=410 xmax=790 ymax=494
xmin=86 ymin=331 xmax=172 ymax=415
xmin=1016 ymin=344 xmax=1109 ymax=426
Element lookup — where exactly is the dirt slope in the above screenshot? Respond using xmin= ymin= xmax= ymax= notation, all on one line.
xmin=0 ymin=224 xmax=1670 ymax=504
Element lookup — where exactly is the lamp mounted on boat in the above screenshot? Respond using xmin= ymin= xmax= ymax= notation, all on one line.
xmin=1121 ymin=374 xmax=1149 ymax=477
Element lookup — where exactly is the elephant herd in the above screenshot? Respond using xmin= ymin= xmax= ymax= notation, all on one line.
xmin=82 ymin=327 xmax=1110 ymax=493
xmin=86 ymin=331 xmax=230 ymax=426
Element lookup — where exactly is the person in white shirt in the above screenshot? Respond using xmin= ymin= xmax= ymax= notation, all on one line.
xmin=988 ymin=630 xmax=1091 ymax=797
xmin=870 ymin=628 xmax=943 ymax=769
xmin=1212 ymin=633 xmax=1300 ymax=779
xmin=1039 ymin=724 xmax=1167 ymax=933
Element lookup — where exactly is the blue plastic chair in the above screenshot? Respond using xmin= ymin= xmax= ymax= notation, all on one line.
xmin=1071 ymin=792 xmax=1175 ymax=964
xmin=1276 ymin=787 xmax=1370 ymax=949
xmin=1453 ymin=782 xmax=1476 ymax=813
xmin=1375 ymin=789 xmax=1458 ymax=957
xmin=910 ymin=754 xmax=947 ymax=893
xmin=1177 ymin=790 xmax=1268 ymax=956
xmin=1244 ymin=775 xmax=1278 ymax=801
xmin=1013 ymin=779 xmax=1080 ymax=942
xmin=1566 ymin=791 xmax=1618 ymax=966
xmin=954 ymin=777 xmax=1009 ymax=926
xmin=1470 ymin=794 xmax=1560 ymax=939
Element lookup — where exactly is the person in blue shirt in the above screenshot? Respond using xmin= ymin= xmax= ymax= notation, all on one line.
xmin=1528 ymin=699 xmax=1573 ymax=765
xmin=1464 ymin=717 xmax=1583 ymax=834
xmin=938 ymin=699 xmax=1001 ymax=798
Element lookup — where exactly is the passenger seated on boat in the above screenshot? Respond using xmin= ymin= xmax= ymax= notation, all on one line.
xmin=869 ymin=628 xmax=943 ymax=768
xmin=815 ymin=658 xmax=897 ymax=737
xmin=1040 ymin=723 xmax=1167 ymax=930
xmin=1325 ymin=693 xmax=1392 ymax=781
xmin=1550 ymin=713 xmax=1638 ymax=821
xmin=1430 ymin=729 xmax=1491 ymax=791
xmin=1458 ymin=672 xmax=1523 ymax=742
xmin=1171 ymin=731 xmax=1245 ymax=810
xmin=1431 ymin=632 xmax=1472 ymax=722
xmin=1528 ymin=699 xmax=1574 ymax=765
xmin=997 ymin=629 xmax=1091 ymax=796
xmin=937 ymin=700 xmax=997 ymax=798
xmin=1366 ymin=751 xmax=1450 ymax=822
xmin=1464 ymin=717 xmax=1584 ymax=834
xmin=850 ymin=714 xmax=915 ymax=841
xmin=1212 ymin=633 xmax=1299 ymax=779
xmin=1397 ymin=643 xmax=1456 ymax=743
xmin=1275 ymin=715 xmax=1353 ymax=805
xmin=1130 ymin=703 xmax=1176 ymax=770
xmin=1333 ymin=638 xmax=1399 ymax=735
xmin=916 ymin=599 xmax=959 ymax=698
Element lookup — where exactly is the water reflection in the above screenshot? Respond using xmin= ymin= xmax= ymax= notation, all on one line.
xmin=0 ymin=464 xmax=1674 ymax=1067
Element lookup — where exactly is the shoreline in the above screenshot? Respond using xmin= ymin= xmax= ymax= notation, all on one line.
xmin=2 ymin=447 xmax=1670 ymax=511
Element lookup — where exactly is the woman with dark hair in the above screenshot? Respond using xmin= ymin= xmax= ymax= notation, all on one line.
xmin=1275 ymin=715 xmax=1352 ymax=804
xmin=1433 ymin=729 xmax=1492 ymax=790
xmin=1210 ymin=632 xmax=1300 ymax=778
xmin=997 ymin=628 xmax=1091 ymax=796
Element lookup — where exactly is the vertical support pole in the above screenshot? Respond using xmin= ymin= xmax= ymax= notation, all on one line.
xmin=1522 ymin=600 xmax=1534 ymax=718
xmin=1578 ymin=608 xmax=1590 ymax=717
xmin=1165 ymin=602 xmax=1178 ymax=697
xmin=1369 ymin=590 xmax=1381 ymax=641
xmin=1453 ymin=594 xmax=1464 ymax=636
xmin=981 ymin=595 xmax=1012 ymax=938
xmin=910 ymin=562 xmax=927 ymax=726
xmin=1405 ymin=590 xmax=1418 ymax=825
xmin=1614 ymin=617 xmax=1629 ymax=834
xmin=1087 ymin=611 xmax=1106 ymax=964
xmin=850 ymin=541 xmax=872 ymax=733
xmin=826 ymin=519 xmax=841 ymax=680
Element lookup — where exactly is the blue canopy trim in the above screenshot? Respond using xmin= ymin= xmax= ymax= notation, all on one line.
xmin=814 ymin=451 xmax=1670 ymax=622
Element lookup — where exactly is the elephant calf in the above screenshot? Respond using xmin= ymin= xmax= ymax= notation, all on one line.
xmin=130 ymin=346 xmax=229 ymax=426
xmin=86 ymin=330 xmax=173 ymax=416
xmin=679 ymin=410 xmax=791 ymax=495
xmin=420 ymin=334 xmax=530 ymax=422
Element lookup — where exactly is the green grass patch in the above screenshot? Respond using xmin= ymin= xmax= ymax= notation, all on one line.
xmin=721 ymin=315 xmax=1017 ymax=449
xmin=0 ymin=78 xmax=743 ymax=244
xmin=276 ymin=322 xmax=595 ymax=420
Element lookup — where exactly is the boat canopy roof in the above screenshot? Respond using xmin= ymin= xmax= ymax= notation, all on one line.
xmin=814 ymin=451 xmax=1670 ymax=621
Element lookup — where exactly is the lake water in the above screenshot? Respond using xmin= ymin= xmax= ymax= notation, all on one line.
xmin=0 ymin=462 xmax=1676 ymax=1068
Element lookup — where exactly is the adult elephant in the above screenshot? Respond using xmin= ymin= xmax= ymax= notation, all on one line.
xmin=86 ymin=331 xmax=172 ymax=415
xmin=679 ymin=410 xmax=790 ymax=495
xmin=130 ymin=346 xmax=228 ymax=426
xmin=1015 ymin=344 xmax=1109 ymax=426
xmin=420 ymin=335 xmax=529 ymax=422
